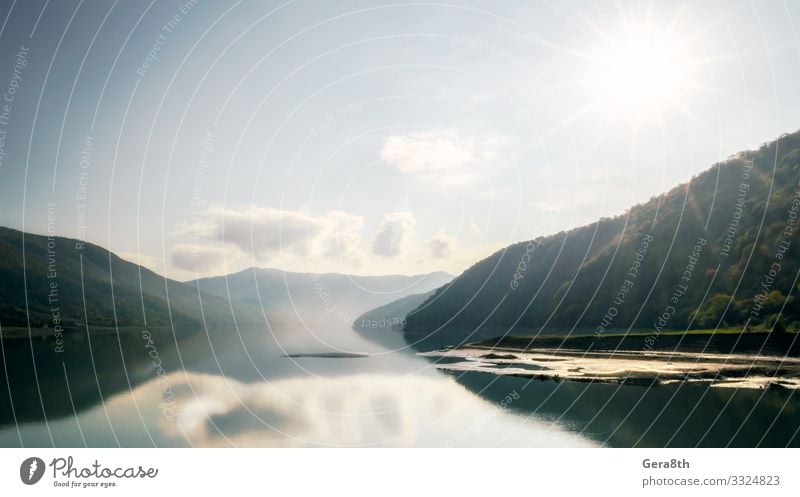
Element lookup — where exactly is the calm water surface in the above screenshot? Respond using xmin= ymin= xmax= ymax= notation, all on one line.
xmin=1 ymin=322 xmax=798 ymax=447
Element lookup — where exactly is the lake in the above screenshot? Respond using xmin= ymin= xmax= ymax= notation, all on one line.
xmin=1 ymin=321 xmax=798 ymax=447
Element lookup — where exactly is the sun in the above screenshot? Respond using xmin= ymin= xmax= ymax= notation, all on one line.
xmin=600 ymin=37 xmax=685 ymax=101
xmin=585 ymin=22 xmax=696 ymax=117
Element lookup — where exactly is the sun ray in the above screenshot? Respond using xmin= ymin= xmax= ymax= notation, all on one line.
xmin=572 ymin=2 xmax=715 ymax=119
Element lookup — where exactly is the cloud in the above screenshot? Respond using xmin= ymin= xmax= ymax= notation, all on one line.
xmin=426 ymin=231 xmax=456 ymax=259
xmin=318 ymin=210 xmax=365 ymax=265
xmin=170 ymin=244 xmax=228 ymax=273
xmin=380 ymin=130 xmax=504 ymax=187
xmin=118 ymin=251 xmax=160 ymax=272
xmin=175 ymin=206 xmax=364 ymax=261
xmin=371 ymin=212 xmax=416 ymax=258
xmin=212 ymin=206 xmax=320 ymax=255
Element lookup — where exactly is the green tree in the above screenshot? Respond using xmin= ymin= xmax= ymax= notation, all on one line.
xmin=691 ymin=294 xmax=734 ymax=329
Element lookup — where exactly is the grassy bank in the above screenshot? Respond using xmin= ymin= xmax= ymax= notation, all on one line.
xmin=474 ymin=329 xmax=800 ymax=357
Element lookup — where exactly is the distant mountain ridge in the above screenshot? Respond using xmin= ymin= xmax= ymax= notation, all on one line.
xmin=190 ymin=268 xmax=453 ymax=323
xmin=0 ymin=226 xmax=453 ymax=333
xmin=404 ymin=129 xmax=800 ymax=348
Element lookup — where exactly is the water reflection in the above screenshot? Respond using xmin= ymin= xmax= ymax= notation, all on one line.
xmin=451 ymin=370 xmax=800 ymax=447
xmin=2 ymin=322 xmax=797 ymax=447
xmin=0 ymin=324 xmax=593 ymax=447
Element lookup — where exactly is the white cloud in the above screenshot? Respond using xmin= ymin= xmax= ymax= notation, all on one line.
xmin=380 ymin=130 xmax=504 ymax=187
xmin=172 ymin=206 xmax=366 ymax=273
xmin=426 ymin=231 xmax=456 ymax=259
xmin=170 ymin=205 xmax=482 ymax=276
xmin=212 ymin=206 xmax=319 ymax=255
xmin=170 ymin=244 xmax=229 ymax=273
xmin=371 ymin=212 xmax=416 ymax=258
xmin=118 ymin=251 xmax=160 ymax=272
xmin=318 ymin=210 xmax=365 ymax=265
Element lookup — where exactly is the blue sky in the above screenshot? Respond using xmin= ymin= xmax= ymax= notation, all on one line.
xmin=1 ymin=0 xmax=799 ymax=280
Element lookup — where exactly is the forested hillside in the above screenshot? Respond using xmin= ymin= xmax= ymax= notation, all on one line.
xmin=0 ymin=227 xmax=254 ymax=330
xmin=404 ymin=130 xmax=800 ymax=346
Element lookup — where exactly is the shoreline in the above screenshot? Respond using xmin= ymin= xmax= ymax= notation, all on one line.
xmin=0 ymin=325 xmax=197 ymax=340
xmin=472 ymin=330 xmax=800 ymax=356
xmin=420 ymin=331 xmax=800 ymax=390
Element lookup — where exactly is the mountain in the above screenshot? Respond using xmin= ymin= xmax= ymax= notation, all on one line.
xmin=351 ymin=291 xmax=439 ymax=350
xmin=190 ymin=268 xmax=453 ymax=323
xmin=0 ymin=227 xmax=256 ymax=330
xmin=404 ymin=130 xmax=800 ymax=348
xmin=353 ymin=291 xmax=436 ymax=329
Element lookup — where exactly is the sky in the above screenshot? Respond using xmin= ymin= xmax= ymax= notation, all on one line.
xmin=0 ymin=0 xmax=799 ymax=281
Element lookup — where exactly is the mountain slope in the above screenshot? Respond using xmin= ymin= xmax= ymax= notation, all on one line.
xmin=353 ymin=290 xmax=436 ymax=329
xmin=0 ymin=227 xmax=255 ymax=330
xmin=191 ymin=268 xmax=453 ymax=323
xmin=404 ymin=130 xmax=800 ymax=347
xmin=351 ymin=291 xmax=439 ymax=349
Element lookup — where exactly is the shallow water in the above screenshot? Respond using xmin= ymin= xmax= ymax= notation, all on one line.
xmin=422 ymin=347 xmax=800 ymax=389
